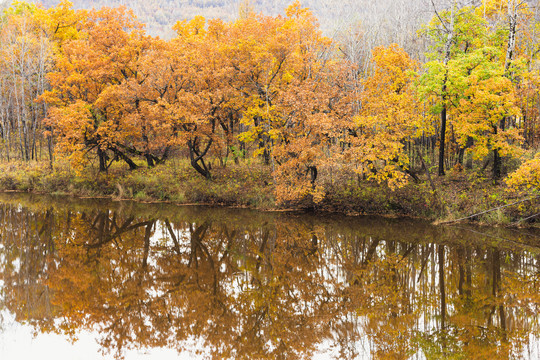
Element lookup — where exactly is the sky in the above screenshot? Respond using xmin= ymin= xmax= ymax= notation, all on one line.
xmin=0 ymin=310 xmax=196 ymax=360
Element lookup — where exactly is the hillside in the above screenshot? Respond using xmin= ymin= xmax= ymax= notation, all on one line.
xmin=26 ymin=0 xmax=430 ymax=43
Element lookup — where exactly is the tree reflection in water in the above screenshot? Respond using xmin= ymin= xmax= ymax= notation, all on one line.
xmin=0 ymin=193 xmax=538 ymax=359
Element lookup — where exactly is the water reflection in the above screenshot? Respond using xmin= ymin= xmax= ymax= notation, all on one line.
xmin=0 ymin=193 xmax=539 ymax=359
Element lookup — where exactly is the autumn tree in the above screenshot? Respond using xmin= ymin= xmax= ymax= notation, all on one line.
xmin=163 ymin=16 xmax=240 ymax=178
xmin=448 ymin=46 xmax=522 ymax=180
xmin=43 ymin=6 xmax=155 ymax=171
xmin=221 ymin=2 xmax=348 ymax=203
xmin=419 ymin=2 xmax=488 ymax=176
xmin=345 ymin=44 xmax=421 ymax=189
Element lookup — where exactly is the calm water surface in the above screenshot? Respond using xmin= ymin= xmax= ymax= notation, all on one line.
xmin=0 ymin=193 xmax=539 ymax=359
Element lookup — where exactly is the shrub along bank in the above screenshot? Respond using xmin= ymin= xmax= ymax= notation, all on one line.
xmin=0 ymin=160 xmax=537 ymax=228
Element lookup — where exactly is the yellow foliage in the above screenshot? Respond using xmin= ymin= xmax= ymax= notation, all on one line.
xmin=347 ymin=44 xmax=420 ymax=190
xmin=506 ymin=154 xmax=540 ymax=191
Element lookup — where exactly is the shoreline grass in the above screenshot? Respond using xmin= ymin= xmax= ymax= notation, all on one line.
xmin=0 ymin=159 xmax=537 ymax=228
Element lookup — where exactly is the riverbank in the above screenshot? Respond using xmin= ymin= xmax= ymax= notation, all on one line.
xmin=0 ymin=160 xmax=537 ymax=228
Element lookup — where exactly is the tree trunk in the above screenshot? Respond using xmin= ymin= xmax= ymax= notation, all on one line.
xmin=308 ymin=165 xmax=317 ymax=189
xmin=438 ymin=100 xmax=447 ymax=176
xmin=493 ymin=148 xmax=501 ymax=181
xmin=188 ymin=138 xmax=212 ymax=179
xmin=112 ymin=147 xmax=138 ymax=170
xmin=97 ymin=147 xmax=107 ymax=172
xmin=457 ymin=147 xmax=465 ymax=166
xmin=263 ymin=147 xmax=270 ymax=166
xmin=145 ymin=154 xmax=155 ymax=168
xmin=47 ymin=132 xmax=53 ymax=169
xmin=492 ymin=125 xmax=501 ymax=181
xmin=465 ymin=137 xmax=473 ymax=169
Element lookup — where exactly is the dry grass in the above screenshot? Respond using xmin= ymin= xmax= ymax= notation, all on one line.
xmin=0 ymin=158 xmax=536 ymax=227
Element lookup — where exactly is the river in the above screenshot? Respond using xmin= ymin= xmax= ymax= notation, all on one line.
xmin=0 ymin=193 xmax=539 ymax=359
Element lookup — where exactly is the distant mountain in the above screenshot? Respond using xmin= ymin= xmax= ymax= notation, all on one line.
xmin=33 ymin=0 xmax=244 ymax=38
xmin=26 ymin=0 xmax=431 ymax=43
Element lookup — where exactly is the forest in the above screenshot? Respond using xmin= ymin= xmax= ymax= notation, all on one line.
xmin=0 ymin=0 xmax=538 ymax=224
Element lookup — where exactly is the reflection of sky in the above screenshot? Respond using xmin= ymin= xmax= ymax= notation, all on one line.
xmin=0 ymin=222 xmax=194 ymax=360
xmin=0 ymin=311 xmax=192 ymax=360
xmin=0 ymin=308 xmax=379 ymax=360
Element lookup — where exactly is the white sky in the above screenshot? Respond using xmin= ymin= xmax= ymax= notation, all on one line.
xmin=0 ymin=310 xmax=194 ymax=360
